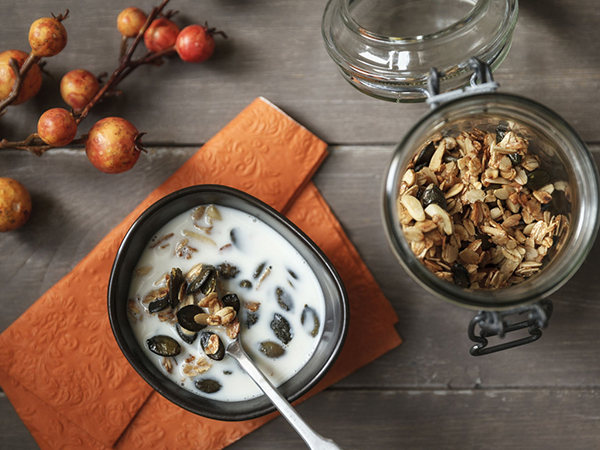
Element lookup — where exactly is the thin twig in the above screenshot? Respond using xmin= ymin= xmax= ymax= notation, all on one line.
xmin=76 ymin=0 xmax=171 ymax=123
xmin=0 ymin=53 xmax=41 ymax=114
xmin=1 ymin=0 xmax=182 ymax=154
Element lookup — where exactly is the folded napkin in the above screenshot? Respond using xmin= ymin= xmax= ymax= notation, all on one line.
xmin=0 ymin=97 xmax=402 ymax=450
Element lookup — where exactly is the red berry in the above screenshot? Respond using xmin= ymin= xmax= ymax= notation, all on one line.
xmin=117 ymin=7 xmax=148 ymax=37
xmin=37 ymin=108 xmax=77 ymax=147
xmin=29 ymin=17 xmax=67 ymax=57
xmin=144 ymin=18 xmax=179 ymax=53
xmin=60 ymin=69 xmax=100 ymax=111
xmin=175 ymin=25 xmax=215 ymax=63
xmin=0 ymin=177 xmax=32 ymax=232
xmin=85 ymin=117 xmax=142 ymax=174
xmin=0 ymin=50 xmax=42 ymax=105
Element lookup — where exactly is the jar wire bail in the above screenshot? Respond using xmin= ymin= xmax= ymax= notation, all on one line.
xmin=426 ymin=58 xmax=500 ymax=109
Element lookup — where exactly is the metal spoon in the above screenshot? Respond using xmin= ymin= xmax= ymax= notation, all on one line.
xmin=226 ymin=337 xmax=342 ymax=450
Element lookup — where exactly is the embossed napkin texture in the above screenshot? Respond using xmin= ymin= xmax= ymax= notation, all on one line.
xmin=0 ymin=97 xmax=402 ymax=450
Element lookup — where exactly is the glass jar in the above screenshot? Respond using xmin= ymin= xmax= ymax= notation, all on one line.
xmin=322 ymin=0 xmax=518 ymax=102
xmin=383 ymin=93 xmax=599 ymax=311
xmin=322 ymin=0 xmax=599 ymax=354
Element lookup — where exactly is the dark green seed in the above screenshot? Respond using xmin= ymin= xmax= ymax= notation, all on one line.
xmin=496 ymin=122 xmax=509 ymax=144
xmin=421 ymin=184 xmax=447 ymax=210
xmin=415 ymin=141 xmax=436 ymax=167
xmin=271 ymin=313 xmax=293 ymax=344
xmin=288 ymin=269 xmax=298 ymax=279
xmin=195 ymin=379 xmax=221 ymax=394
xmin=168 ymin=268 xmax=184 ymax=309
xmin=253 ymin=262 xmax=266 ymax=279
xmin=222 ymin=293 xmax=241 ymax=314
xmin=230 ymin=228 xmax=238 ymax=245
xmin=223 ymin=370 xmax=232 ymax=375
xmin=186 ymin=265 xmax=217 ymax=296
xmin=147 ymin=335 xmax=181 ymax=357
xmin=275 ymin=287 xmax=293 ymax=311
xmin=300 ymin=305 xmax=320 ymax=338
xmin=177 ymin=305 xmax=206 ymax=332
xmin=200 ymin=331 xmax=225 ymax=361
xmin=176 ymin=324 xmax=197 ymax=345
xmin=260 ymin=341 xmax=285 ymax=358
xmin=217 ymin=262 xmax=240 ymax=279
xmin=526 ymin=169 xmax=551 ymax=191
xmin=507 ymin=152 xmax=522 ymax=166
xmin=451 ymin=263 xmax=471 ymax=288
xmin=246 ymin=312 xmax=258 ymax=329
xmin=239 ymin=279 xmax=253 ymax=289
xmin=145 ymin=288 xmax=169 ymax=314
xmin=148 ymin=296 xmax=169 ymax=314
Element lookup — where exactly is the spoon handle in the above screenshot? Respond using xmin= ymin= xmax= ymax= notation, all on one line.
xmin=227 ymin=339 xmax=342 ymax=450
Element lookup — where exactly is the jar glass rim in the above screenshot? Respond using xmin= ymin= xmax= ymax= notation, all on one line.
xmin=341 ymin=0 xmax=490 ymax=43
xmin=382 ymin=93 xmax=600 ymax=310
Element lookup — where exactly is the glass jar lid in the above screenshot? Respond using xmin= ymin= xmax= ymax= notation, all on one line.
xmin=322 ymin=0 xmax=519 ymax=102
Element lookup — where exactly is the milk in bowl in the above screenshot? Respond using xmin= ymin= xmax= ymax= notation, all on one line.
xmin=127 ymin=204 xmax=325 ymax=402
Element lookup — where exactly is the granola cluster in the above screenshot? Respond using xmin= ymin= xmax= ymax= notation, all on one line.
xmin=397 ymin=125 xmax=570 ymax=290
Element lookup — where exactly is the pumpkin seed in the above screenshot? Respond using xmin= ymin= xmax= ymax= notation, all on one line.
xmin=275 ymin=287 xmax=293 ymax=311
xmin=195 ymin=378 xmax=221 ymax=394
xmin=221 ymin=293 xmax=241 ymax=314
xmin=260 ymin=341 xmax=285 ymax=358
xmin=421 ymin=184 xmax=447 ymax=210
xmin=147 ymin=335 xmax=181 ymax=357
xmin=200 ymin=331 xmax=225 ymax=361
xmin=177 ymin=305 xmax=206 ymax=332
xmin=271 ymin=313 xmax=293 ymax=344
xmin=300 ymin=305 xmax=320 ymax=337
xmin=451 ymin=263 xmax=471 ymax=288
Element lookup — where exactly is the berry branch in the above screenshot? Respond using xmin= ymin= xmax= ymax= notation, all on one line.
xmin=74 ymin=0 xmax=174 ymax=125
xmin=0 ymin=1 xmax=227 ymax=232
xmin=0 ymin=54 xmax=40 ymax=116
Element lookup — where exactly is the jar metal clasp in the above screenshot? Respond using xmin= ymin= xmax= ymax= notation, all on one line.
xmin=426 ymin=58 xmax=500 ymax=109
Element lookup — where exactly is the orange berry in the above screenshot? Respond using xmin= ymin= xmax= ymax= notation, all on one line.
xmin=37 ymin=108 xmax=78 ymax=147
xmin=117 ymin=7 xmax=148 ymax=37
xmin=0 ymin=50 xmax=42 ymax=105
xmin=0 ymin=178 xmax=32 ymax=232
xmin=29 ymin=17 xmax=68 ymax=57
xmin=60 ymin=69 xmax=100 ymax=110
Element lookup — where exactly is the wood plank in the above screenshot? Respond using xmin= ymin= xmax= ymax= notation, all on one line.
xmin=4 ymin=387 xmax=600 ymax=450
xmin=314 ymin=146 xmax=600 ymax=390
xmin=1 ymin=145 xmax=600 ymax=393
xmin=227 ymin=388 xmax=600 ymax=450
xmin=0 ymin=393 xmax=40 ymax=449
xmin=0 ymin=0 xmax=599 ymax=145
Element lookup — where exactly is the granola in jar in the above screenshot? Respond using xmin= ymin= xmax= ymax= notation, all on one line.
xmin=397 ymin=124 xmax=571 ymax=290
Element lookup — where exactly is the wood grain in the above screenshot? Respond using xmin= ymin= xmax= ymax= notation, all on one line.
xmin=1 ymin=0 xmax=600 ymax=448
xmin=0 ymin=0 xmax=599 ymax=145
xmin=4 ymin=388 xmax=600 ymax=450
xmin=1 ymin=146 xmax=599 ymax=391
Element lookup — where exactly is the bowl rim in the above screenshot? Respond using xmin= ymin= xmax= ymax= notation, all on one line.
xmin=108 ymin=184 xmax=349 ymax=421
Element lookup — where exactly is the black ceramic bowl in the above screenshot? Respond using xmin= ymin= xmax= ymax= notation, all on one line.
xmin=108 ymin=184 xmax=349 ymax=421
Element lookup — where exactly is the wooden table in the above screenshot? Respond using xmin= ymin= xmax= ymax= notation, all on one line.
xmin=2 ymin=1 xmax=600 ymax=448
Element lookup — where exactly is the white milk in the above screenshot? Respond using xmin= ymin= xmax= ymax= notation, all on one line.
xmin=127 ymin=204 xmax=325 ymax=402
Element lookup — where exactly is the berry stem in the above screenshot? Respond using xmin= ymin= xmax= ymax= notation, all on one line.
xmin=0 ymin=133 xmax=87 ymax=155
xmin=75 ymin=0 xmax=172 ymax=124
xmin=0 ymin=53 xmax=41 ymax=115
xmin=0 ymin=0 xmax=187 ymax=154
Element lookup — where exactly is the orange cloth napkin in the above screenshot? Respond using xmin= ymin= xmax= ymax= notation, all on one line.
xmin=0 ymin=97 xmax=401 ymax=450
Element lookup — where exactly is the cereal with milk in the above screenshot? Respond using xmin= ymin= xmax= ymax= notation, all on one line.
xmin=127 ymin=204 xmax=325 ymax=402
